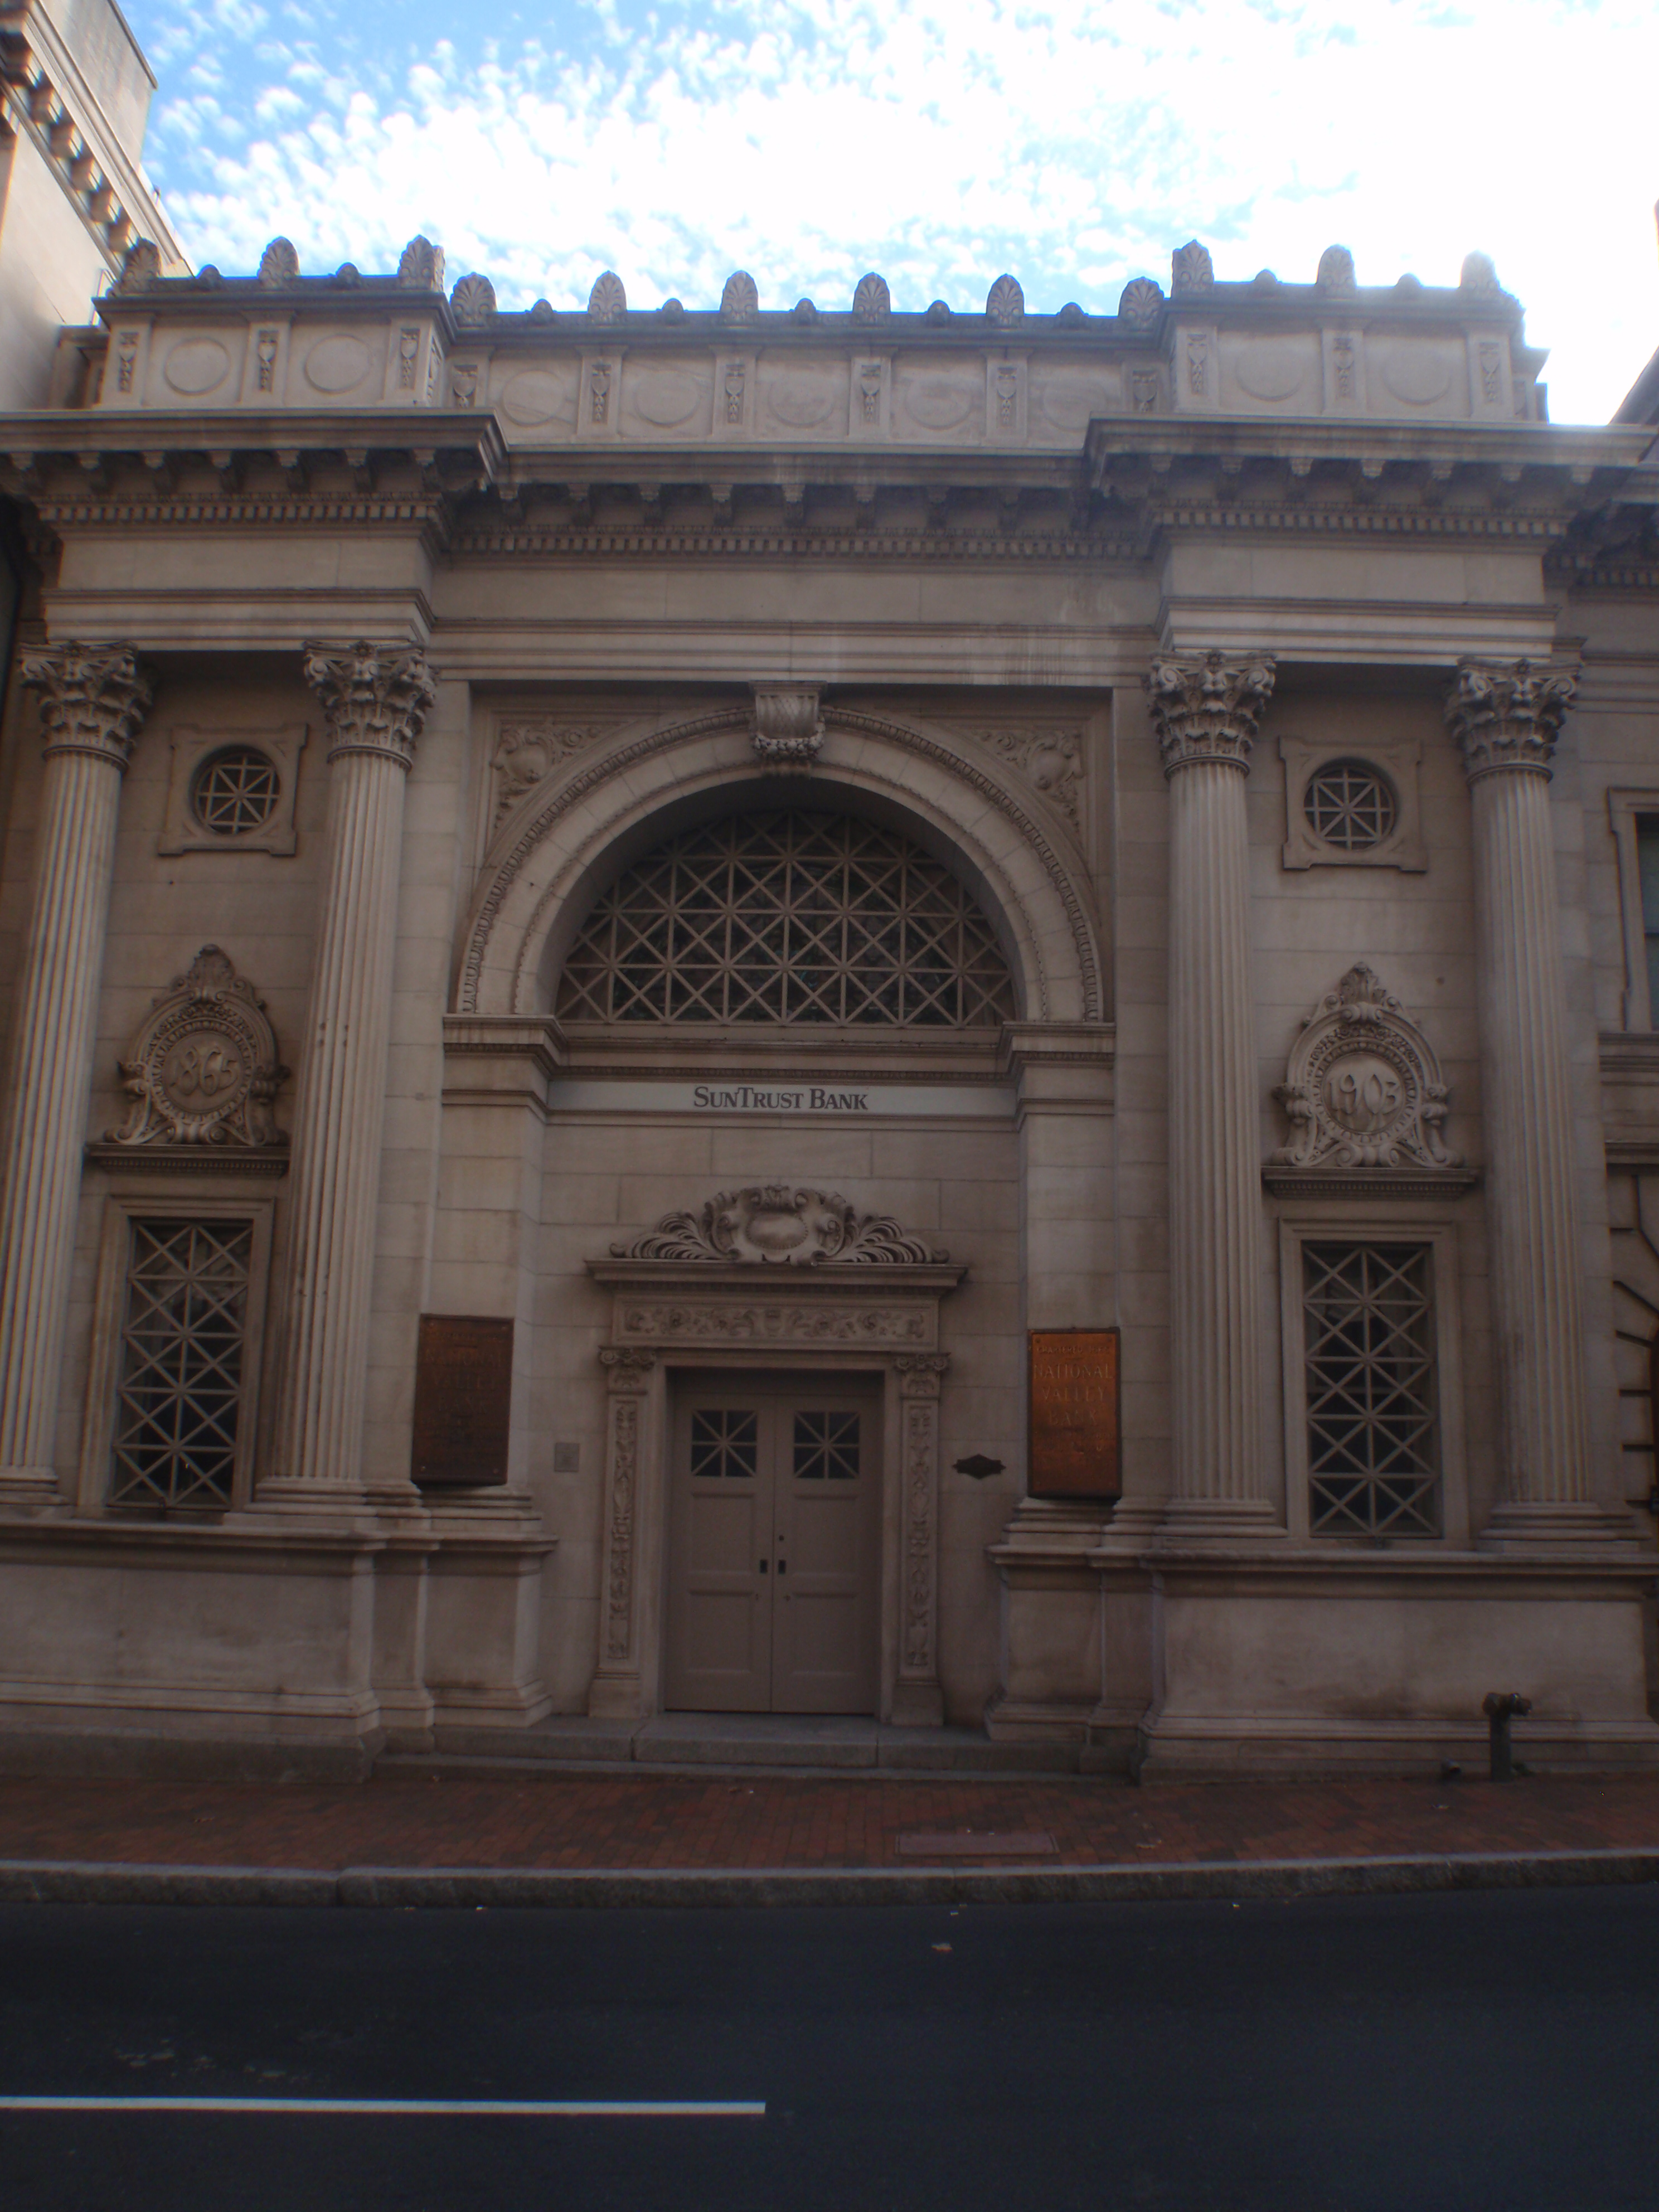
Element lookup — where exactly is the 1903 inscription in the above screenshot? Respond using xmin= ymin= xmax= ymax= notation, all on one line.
xmin=411 ymin=1314 xmax=513 ymax=1488
xmin=1028 ymin=1328 xmax=1120 ymax=1500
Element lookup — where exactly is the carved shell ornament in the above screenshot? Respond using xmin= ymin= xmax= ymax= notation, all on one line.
xmin=614 ymin=1187 xmax=947 ymax=1266
xmin=108 ymin=946 xmax=288 ymax=1150
xmin=1271 ymin=964 xmax=1458 ymax=1174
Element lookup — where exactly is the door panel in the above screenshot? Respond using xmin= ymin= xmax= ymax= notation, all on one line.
xmin=666 ymin=1380 xmax=881 ymax=1715
xmin=664 ymin=1400 xmax=770 ymax=1712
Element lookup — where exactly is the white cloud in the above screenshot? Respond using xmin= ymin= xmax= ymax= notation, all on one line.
xmin=136 ymin=0 xmax=1659 ymax=420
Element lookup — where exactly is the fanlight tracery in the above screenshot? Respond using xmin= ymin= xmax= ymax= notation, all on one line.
xmin=555 ymin=810 xmax=1016 ymax=1027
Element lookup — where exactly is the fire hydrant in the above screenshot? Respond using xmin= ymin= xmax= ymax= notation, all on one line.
xmin=1482 ymin=1691 xmax=1532 ymax=1782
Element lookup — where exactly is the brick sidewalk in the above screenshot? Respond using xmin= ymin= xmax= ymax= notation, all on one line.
xmin=2 ymin=1768 xmax=1659 ymax=1873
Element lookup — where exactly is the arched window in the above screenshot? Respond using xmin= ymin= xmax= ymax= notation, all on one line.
xmin=555 ymin=809 xmax=1016 ymax=1027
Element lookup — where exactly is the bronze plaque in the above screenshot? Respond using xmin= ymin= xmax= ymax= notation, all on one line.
xmin=411 ymin=1315 xmax=513 ymax=1489
xmin=1028 ymin=1329 xmax=1120 ymax=1500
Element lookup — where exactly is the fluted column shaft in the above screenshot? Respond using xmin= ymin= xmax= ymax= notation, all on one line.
xmin=265 ymin=643 xmax=434 ymax=1504
xmin=1148 ymin=653 xmax=1277 ymax=1533
xmin=1449 ymin=660 xmax=1592 ymax=1521
xmin=0 ymin=646 xmax=150 ymax=1501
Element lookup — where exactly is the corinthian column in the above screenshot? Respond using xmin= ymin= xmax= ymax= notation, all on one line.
xmin=261 ymin=643 xmax=435 ymax=1507
xmin=1447 ymin=659 xmax=1602 ymax=1537
xmin=1147 ymin=651 xmax=1277 ymax=1537
xmin=0 ymin=645 xmax=151 ymax=1506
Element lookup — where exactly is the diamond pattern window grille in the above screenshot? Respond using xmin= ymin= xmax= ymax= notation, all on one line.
xmin=689 ymin=1408 xmax=759 ymax=1480
xmin=1303 ymin=1240 xmax=1440 ymax=1536
xmin=793 ymin=1410 xmax=861 ymax=1481
xmin=1303 ymin=760 xmax=1396 ymax=852
xmin=191 ymin=746 xmax=280 ymax=836
xmin=555 ymin=811 xmax=1015 ymax=1027
xmin=111 ymin=1219 xmax=254 ymax=1509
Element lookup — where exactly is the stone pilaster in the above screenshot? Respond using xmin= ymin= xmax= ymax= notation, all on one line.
xmin=894 ymin=1354 xmax=949 ymax=1726
xmin=588 ymin=1347 xmax=658 ymax=1719
xmin=261 ymin=643 xmax=434 ymax=1507
xmin=0 ymin=645 xmax=151 ymax=1507
xmin=1146 ymin=651 xmax=1277 ymax=1537
xmin=1447 ymin=659 xmax=1605 ymax=1538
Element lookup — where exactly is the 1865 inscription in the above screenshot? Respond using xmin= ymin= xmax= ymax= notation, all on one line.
xmin=1028 ymin=1328 xmax=1120 ymax=1500
xmin=411 ymin=1314 xmax=513 ymax=1488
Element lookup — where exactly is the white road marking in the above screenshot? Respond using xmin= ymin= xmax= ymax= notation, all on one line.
xmin=0 ymin=2098 xmax=765 ymax=2117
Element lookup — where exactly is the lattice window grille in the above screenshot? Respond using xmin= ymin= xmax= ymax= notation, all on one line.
xmin=1303 ymin=760 xmax=1397 ymax=852
xmin=689 ymin=1408 xmax=759 ymax=1480
xmin=191 ymin=746 xmax=280 ymax=836
xmin=556 ymin=811 xmax=1016 ymax=1027
xmin=1302 ymin=1240 xmax=1440 ymax=1536
xmin=793 ymin=1410 xmax=860 ymax=1481
xmin=110 ymin=1218 xmax=254 ymax=1509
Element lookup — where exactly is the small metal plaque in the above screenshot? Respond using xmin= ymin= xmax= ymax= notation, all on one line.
xmin=1028 ymin=1328 xmax=1120 ymax=1500
xmin=411 ymin=1315 xmax=513 ymax=1489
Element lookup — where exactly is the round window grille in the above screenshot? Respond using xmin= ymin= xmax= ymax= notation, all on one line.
xmin=191 ymin=747 xmax=280 ymax=837
xmin=1303 ymin=759 xmax=1397 ymax=852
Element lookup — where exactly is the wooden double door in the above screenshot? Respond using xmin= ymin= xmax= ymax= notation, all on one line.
xmin=664 ymin=1374 xmax=882 ymax=1714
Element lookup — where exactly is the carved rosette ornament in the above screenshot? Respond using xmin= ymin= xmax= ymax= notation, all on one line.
xmin=22 ymin=644 xmax=152 ymax=769
xmin=1444 ymin=659 xmax=1576 ymax=783
xmin=108 ymin=946 xmax=288 ymax=1151
xmin=614 ymin=1187 xmax=946 ymax=1266
xmin=1270 ymin=964 xmax=1463 ymax=1185
xmin=1145 ymin=651 xmax=1277 ymax=777
xmin=302 ymin=642 xmax=436 ymax=768
xmin=751 ymin=686 xmax=823 ymax=767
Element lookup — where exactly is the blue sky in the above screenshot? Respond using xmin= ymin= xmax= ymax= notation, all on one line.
xmin=119 ymin=0 xmax=1659 ymax=424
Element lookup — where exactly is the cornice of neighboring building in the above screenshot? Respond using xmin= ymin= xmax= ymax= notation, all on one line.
xmin=0 ymin=0 xmax=185 ymax=280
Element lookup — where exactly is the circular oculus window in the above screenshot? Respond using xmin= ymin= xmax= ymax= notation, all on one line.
xmin=191 ymin=746 xmax=280 ymax=837
xmin=1303 ymin=759 xmax=1397 ymax=852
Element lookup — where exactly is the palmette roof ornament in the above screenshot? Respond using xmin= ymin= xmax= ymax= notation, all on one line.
xmin=1271 ymin=964 xmax=1459 ymax=1178
xmin=108 ymin=946 xmax=288 ymax=1152
xmin=1460 ymin=251 xmax=1503 ymax=296
xmin=1145 ymin=651 xmax=1277 ymax=775
xmin=115 ymin=238 xmax=161 ymax=291
xmin=588 ymin=270 xmax=627 ymax=323
xmin=614 ymin=1187 xmax=947 ymax=1267
xmin=985 ymin=274 xmax=1024 ymax=328
xmin=1117 ymin=276 xmax=1164 ymax=329
xmin=450 ymin=273 xmax=496 ymax=326
xmin=396 ymin=234 xmax=445 ymax=290
xmin=1315 ymin=245 xmax=1356 ymax=294
xmin=852 ymin=272 xmax=891 ymax=323
xmin=720 ymin=270 xmax=760 ymax=323
xmin=257 ymin=237 xmax=299 ymax=286
xmin=1170 ymin=240 xmax=1214 ymax=295
xmin=1445 ymin=658 xmax=1576 ymax=783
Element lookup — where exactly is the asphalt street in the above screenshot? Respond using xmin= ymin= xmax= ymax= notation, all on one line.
xmin=1 ymin=1885 xmax=1656 ymax=2210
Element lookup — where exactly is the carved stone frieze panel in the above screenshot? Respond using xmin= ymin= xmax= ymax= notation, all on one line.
xmin=490 ymin=715 xmax=628 ymax=828
xmin=1267 ymin=963 xmax=1476 ymax=1195
xmin=618 ymin=1302 xmax=931 ymax=1346
xmin=966 ymin=724 xmax=1084 ymax=830
xmin=613 ymin=1187 xmax=947 ymax=1266
xmin=105 ymin=944 xmax=288 ymax=1153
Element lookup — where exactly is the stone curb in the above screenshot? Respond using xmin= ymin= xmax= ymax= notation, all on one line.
xmin=1 ymin=1848 xmax=1658 ymax=1908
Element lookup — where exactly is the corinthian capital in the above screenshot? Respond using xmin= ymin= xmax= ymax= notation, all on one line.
xmin=1145 ymin=650 xmax=1277 ymax=777
xmin=303 ymin=642 xmax=436 ymax=768
xmin=1445 ymin=658 xmax=1576 ymax=783
xmin=21 ymin=643 xmax=152 ymax=769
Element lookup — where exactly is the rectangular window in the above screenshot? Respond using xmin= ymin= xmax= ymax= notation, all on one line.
xmin=110 ymin=1217 xmax=254 ymax=1510
xmin=1637 ymin=817 xmax=1659 ymax=1028
xmin=1302 ymin=1240 xmax=1440 ymax=1536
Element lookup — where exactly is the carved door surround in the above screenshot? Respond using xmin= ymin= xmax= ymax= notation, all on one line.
xmin=587 ymin=1189 xmax=965 ymax=1726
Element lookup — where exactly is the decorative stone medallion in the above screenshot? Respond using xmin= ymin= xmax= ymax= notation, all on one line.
xmin=1270 ymin=963 xmax=1458 ymax=1176
xmin=108 ymin=945 xmax=288 ymax=1150
xmin=613 ymin=1187 xmax=946 ymax=1266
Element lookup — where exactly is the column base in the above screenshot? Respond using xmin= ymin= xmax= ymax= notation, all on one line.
xmin=0 ymin=1468 xmax=64 ymax=1512
xmin=1154 ymin=1495 xmax=1284 ymax=1545
xmin=1478 ymin=1500 xmax=1649 ymax=1552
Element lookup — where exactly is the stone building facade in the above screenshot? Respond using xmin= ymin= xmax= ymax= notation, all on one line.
xmin=3 ymin=11 xmax=1659 ymax=1774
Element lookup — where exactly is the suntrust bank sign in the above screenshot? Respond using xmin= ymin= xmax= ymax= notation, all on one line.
xmin=546 ymin=1080 xmax=1014 ymax=1119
